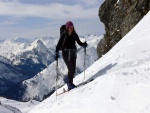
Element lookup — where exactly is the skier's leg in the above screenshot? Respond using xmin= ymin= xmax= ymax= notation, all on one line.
xmin=62 ymin=51 xmax=76 ymax=90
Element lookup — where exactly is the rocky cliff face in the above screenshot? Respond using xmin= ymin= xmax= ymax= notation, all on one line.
xmin=97 ymin=0 xmax=150 ymax=58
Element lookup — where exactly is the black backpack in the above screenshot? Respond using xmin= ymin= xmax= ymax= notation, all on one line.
xmin=60 ymin=25 xmax=66 ymax=35
xmin=59 ymin=25 xmax=66 ymax=51
xmin=59 ymin=24 xmax=76 ymax=51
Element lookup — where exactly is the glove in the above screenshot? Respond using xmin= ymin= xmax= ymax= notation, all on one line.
xmin=54 ymin=52 xmax=59 ymax=61
xmin=82 ymin=42 xmax=88 ymax=48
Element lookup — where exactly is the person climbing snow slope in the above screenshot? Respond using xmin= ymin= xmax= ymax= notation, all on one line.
xmin=55 ymin=21 xmax=87 ymax=91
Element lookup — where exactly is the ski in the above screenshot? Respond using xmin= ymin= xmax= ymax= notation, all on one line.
xmin=57 ymin=77 xmax=94 ymax=96
xmin=57 ymin=88 xmax=68 ymax=96
xmin=56 ymin=83 xmax=84 ymax=96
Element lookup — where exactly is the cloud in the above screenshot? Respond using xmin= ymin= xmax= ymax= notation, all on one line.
xmin=0 ymin=16 xmax=23 ymax=25
xmin=0 ymin=1 xmax=98 ymax=19
xmin=76 ymin=0 xmax=99 ymax=6
xmin=0 ymin=0 xmax=104 ymax=39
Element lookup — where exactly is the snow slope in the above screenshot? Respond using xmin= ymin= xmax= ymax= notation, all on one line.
xmin=0 ymin=97 xmax=39 ymax=113
xmin=28 ymin=11 xmax=150 ymax=113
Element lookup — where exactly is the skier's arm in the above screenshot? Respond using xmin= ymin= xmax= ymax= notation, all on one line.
xmin=75 ymin=33 xmax=88 ymax=48
xmin=75 ymin=34 xmax=83 ymax=46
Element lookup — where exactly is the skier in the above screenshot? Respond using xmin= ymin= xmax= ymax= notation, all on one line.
xmin=55 ymin=21 xmax=87 ymax=91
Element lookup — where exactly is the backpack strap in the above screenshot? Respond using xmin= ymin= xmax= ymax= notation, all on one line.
xmin=61 ymin=34 xmax=67 ymax=50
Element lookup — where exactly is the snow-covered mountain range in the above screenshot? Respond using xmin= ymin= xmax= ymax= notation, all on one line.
xmin=0 ymin=34 xmax=102 ymax=101
xmin=0 ymin=37 xmax=55 ymax=96
xmin=0 ymin=38 xmax=54 ymax=76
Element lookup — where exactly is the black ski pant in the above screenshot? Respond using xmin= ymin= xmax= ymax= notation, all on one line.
xmin=62 ymin=51 xmax=76 ymax=84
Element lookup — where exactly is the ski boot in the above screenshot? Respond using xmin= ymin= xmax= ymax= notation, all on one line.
xmin=67 ymin=83 xmax=77 ymax=91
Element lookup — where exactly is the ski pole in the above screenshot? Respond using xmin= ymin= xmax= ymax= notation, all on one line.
xmin=56 ymin=59 xmax=58 ymax=99
xmin=84 ymin=43 xmax=86 ymax=79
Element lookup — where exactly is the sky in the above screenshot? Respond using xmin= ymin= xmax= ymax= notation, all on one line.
xmin=0 ymin=0 xmax=105 ymax=40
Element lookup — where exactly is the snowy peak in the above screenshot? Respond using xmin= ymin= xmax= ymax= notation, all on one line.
xmin=30 ymin=39 xmax=48 ymax=53
xmin=39 ymin=37 xmax=58 ymax=50
xmin=0 ymin=39 xmax=30 ymax=56
xmin=32 ymin=39 xmax=44 ymax=48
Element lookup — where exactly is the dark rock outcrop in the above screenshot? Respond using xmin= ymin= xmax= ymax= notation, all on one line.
xmin=97 ymin=0 xmax=150 ymax=58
